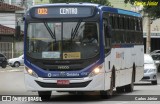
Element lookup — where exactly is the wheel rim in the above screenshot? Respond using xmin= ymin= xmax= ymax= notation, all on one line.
xmin=15 ymin=62 xmax=20 ymax=67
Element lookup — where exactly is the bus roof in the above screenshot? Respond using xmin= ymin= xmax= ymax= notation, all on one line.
xmin=31 ymin=3 xmax=101 ymax=8
xmin=101 ymin=6 xmax=141 ymax=17
xmin=29 ymin=3 xmax=141 ymax=18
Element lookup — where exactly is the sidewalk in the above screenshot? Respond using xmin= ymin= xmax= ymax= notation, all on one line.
xmin=0 ymin=66 xmax=24 ymax=72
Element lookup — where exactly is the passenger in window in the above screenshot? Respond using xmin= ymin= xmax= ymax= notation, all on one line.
xmin=82 ymin=30 xmax=97 ymax=43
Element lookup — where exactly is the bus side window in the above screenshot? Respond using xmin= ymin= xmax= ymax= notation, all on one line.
xmin=103 ymin=18 xmax=112 ymax=53
xmin=105 ymin=25 xmax=112 ymax=38
xmin=110 ymin=16 xmax=114 ymax=29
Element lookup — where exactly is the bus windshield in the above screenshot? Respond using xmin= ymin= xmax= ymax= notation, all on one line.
xmin=26 ymin=21 xmax=99 ymax=60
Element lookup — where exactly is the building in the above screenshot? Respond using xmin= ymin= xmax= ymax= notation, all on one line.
xmin=0 ymin=2 xmax=24 ymax=58
xmin=143 ymin=18 xmax=160 ymax=52
xmin=0 ymin=0 xmax=50 ymax=58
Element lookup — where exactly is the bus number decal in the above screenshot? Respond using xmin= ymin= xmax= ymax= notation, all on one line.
xmin=37 ymin=8 xmax=48 ymax=15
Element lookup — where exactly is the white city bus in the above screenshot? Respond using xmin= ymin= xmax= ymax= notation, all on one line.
xmin=24 ymin=3 xmax=144 ymax=100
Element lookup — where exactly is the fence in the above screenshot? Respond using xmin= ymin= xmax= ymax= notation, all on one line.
xmin=0 ymin=42 xmax=13 ymax=59
xmin=0 ymin=42 xmax=24 ymax=59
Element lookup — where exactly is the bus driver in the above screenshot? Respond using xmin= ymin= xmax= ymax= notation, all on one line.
xmin=82 ymin=30 xmax=97 ymax=43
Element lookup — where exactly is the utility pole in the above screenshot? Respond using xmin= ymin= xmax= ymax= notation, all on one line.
xmin=146 ymin=15 xmax=151 ymax=54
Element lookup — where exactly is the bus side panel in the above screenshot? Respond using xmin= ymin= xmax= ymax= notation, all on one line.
xmin=110 ymin=48 xmax=127 ymax=87
xmin=104 ymin=54 xmax=112 ymax=90
xmin=108 ymin=45 xmax=144 ymax=87
xmin=124 ymin=47 xmax=134 ymax=85
xmin=134 ymin=45 xmax=144 ymax=82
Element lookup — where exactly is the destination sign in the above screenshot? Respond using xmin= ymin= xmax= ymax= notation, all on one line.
xmin=30 ymin=6 xmax=95 ymax=18
xmin=60 ymin=8 xmax=77 ymax=14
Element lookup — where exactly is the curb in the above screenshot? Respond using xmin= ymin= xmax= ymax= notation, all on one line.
xmin=0 ymin=69 xmax=24 ymax=72
xmin=0 ymin=66 xmax=24 ymax=72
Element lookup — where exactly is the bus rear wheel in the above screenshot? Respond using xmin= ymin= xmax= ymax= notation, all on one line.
xmin=124 ymin=70 xmax=134 ymax=92
xmin=38 ymin=91 xmax=51 ymax=101
xmin=151 ymin=80 xmax=157 ymax=85
xmin=116 ymin=86 xmax=125 ymax=93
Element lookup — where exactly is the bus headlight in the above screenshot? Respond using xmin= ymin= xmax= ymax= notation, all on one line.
xmin=25 ymin=66 xmax=38 ymax=78
xmin=88 ymin=65 xmax=103 ymax=77
xmin=94 ymin=67 xmax=101 ymax=74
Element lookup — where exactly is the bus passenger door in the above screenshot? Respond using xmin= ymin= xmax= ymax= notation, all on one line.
xmin=103 ymin=13 xmax=113 ymax=90
xmin=103 ymin=17 xmax=112 ymax=69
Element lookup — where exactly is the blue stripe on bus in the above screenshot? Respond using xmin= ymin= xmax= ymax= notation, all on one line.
xmin=112 ymin=44 xmax=134 ymax=48
xmin=117 ymin=9 xmax=141 ymax=17
xmin=101 ymin=7 xmax=141 ymax=17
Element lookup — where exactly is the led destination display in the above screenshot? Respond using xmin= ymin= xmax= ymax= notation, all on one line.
xmin=30 ymin=6 xmax=96 ymax=18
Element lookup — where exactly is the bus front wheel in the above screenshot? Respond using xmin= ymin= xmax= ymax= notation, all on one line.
xmin=38 ymin=91 xmax=51 ymax=101
xmin=100 ymin=72 xmax=114 ymax=99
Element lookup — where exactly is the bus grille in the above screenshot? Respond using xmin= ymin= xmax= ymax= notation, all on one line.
xmin=35 ymin=80 xmax=92 ymax=88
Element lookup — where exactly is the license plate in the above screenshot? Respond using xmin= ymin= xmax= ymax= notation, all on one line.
xmin=57 ymin=80 xmax=70 ymax=85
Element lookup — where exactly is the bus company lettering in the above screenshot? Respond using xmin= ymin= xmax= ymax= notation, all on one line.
xmin=67 ymin=73 xmax=79 ymax=77
xmin=48 ymin=72 xmax=81 ymax=77
xmin=60 ymin=8 xmax=78 ymax=14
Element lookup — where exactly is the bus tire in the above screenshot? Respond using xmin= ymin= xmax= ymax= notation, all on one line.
xmin=100 ymin=71 xmax=114 ymax=99
xmin=1 ymin=62 xmax=7 ymax=68
xmin=38 ymin=91 xmax=51 ymax=101
xmin=116 ymin=86 xmax=125 ymax=93
xmin=124 ymin=70 xmax=134 ymax=92
xmin=151 ymin=80 xmax=157 ymax=85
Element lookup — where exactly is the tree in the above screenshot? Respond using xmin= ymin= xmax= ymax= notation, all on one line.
xmin=49 ymin=0 xmax=111 ymax=6
xmin=124 ymin=0 xmax=160 ymax=53
xmin=124 ymin=0 xmax=160 ymax=18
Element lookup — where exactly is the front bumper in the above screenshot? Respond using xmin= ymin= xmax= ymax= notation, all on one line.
xmin=141 ymin=72 xmax=157 ymax=81
xmin=8 ymin=62 xmax=14 ymax=66
xmin=24 ymin=72 xmax=105 ymax=91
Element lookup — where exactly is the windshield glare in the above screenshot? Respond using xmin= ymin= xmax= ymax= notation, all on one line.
xmin=27 ymin=22 xmax=99 ymax=60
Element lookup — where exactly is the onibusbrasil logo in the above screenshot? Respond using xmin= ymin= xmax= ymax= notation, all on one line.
xmin=1 ymin=96 xmax=42 ymax=102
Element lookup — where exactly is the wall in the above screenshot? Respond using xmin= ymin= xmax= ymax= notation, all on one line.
xmin=0 ymin=13 xmax=15 ymax=28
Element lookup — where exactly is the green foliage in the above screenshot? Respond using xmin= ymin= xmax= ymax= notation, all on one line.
xmin=49 ymin=0 xmax=111 ymax=6
xmin=124 ymin=0 xmax=160 ymax=18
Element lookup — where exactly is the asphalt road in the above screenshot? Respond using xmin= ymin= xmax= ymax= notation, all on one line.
xmin=0 ymin=66 xmax=160 ymax=104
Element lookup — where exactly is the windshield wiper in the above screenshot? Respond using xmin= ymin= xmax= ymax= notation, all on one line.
xmin=44 ymin=22 xmax=56 ymax=42
xmin=71 ymin=20 xmax=82 ymax=41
